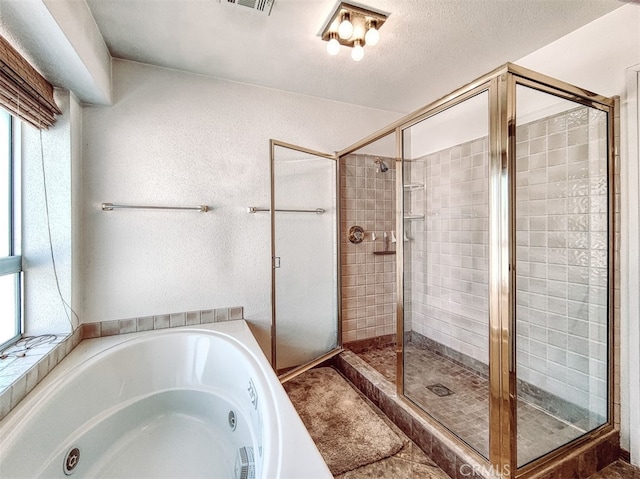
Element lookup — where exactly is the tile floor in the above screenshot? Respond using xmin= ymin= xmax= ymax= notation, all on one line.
xmin=354 ymin=343 xmax=597 ymax=467
xmin=588 ymin=460 xmax=640 ymax=479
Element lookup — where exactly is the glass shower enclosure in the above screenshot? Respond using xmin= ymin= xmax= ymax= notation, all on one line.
xmin=337 ymin=63 xmax=616 ymax=478
xmin=401 ymin=89 xmax=491 ymax=458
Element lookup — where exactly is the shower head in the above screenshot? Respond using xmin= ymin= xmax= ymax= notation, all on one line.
xmin=374 ymin=157 xmax=389 ymax=173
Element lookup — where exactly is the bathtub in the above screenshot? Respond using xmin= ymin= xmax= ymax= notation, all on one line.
xmin=0 ymin=320 xmax=332 ymax=478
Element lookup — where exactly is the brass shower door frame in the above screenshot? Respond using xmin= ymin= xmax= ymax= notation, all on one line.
xmin=338 ymin=63 xmax=617 ymax=478
xmin=269 ymin=139 xmax=343 ymax=382
xmin=503 ymin=66 xmax=617 ymax=478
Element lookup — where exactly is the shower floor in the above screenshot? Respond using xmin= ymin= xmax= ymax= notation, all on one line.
xmin=353 ymin=343 xmax=588 ymax=466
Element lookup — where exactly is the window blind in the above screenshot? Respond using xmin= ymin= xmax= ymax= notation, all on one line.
xmin=0 ymin=35 xmax=61 ymax=129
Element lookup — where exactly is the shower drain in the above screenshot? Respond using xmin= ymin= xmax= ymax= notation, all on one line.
xmin=63 ymin=447 xmax=80 ymax=475
xmin=426 ymin=383 xmax=453 ymax=397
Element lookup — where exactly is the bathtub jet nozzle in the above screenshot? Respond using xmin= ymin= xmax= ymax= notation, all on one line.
xmin=63 ymin=447 xmax=80 ymax=475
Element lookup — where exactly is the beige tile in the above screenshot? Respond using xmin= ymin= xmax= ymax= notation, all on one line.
xmin=201 ymin=309 xmax=215 ymax=323
xmin=186 ymin=310 xmax=201 ymax=326
xmin=169 ymin=312 xmax=186 ymax=327
xmin=136 ymin=316 xmax=154 ymax=331
xmin=119 ymin=318 xmax=136 ymax=334
xmin=101 ymin=320 xmax=119 ymax=336
xmin=215 ymin=308 xmax=229 ymax=322
xmin=153 ymin=314 xmax=170 ymax=329
xmin=83 ymin=322 xmax=101 ymax=338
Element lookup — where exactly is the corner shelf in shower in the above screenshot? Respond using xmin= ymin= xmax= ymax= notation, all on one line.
xmin=373 ymin=250 xmax=396 ymax=255
xmin=404 ymin=183 xmax=424 ymax=220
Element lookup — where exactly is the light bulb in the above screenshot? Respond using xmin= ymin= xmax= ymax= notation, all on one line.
xmin=351 ymin=40 xmax=364 ymax=61
xmin=327 ymin=36 xmax=340 ymax=56
xmin=338 ymin=13 xmax=353 ymax=40
xmin=365 ymin=21 xmax=379 ymax=46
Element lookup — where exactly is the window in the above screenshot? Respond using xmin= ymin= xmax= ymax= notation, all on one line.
xmin=0 ymin=109 xmax=20 ymax=347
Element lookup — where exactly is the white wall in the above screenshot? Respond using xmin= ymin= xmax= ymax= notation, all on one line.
xmin=516 ymin=4 xmax=639 ymax=97
xmin=80 ymin=59 xmax=400 ymax=354
xmin=0 ymin=0 xmax=112 ymax=105
xmin=515 ymin=2 xmax=640 ymax=456
xmin=22 ymin=89 xmax=81 ymax=336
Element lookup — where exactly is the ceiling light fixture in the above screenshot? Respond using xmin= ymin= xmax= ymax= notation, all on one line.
xmin=320 ymin=2 xmax=388 ymax=62
xmin=338 ymin=12 xmax=354 ymax=40
xmin=327 ymin=32 xmax=341 ymax=55
xmin=351 ymin=39 xmax=364 ymax=61
xmin=364 ymin=20 xmax=379 ymax=46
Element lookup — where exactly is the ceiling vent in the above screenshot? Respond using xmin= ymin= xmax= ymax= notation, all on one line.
xmin=227 ymin=0 xmax=274 ymax=15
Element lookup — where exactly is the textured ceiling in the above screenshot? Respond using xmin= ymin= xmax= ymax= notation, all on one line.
xmin=85 ymin=0 xmax=627 ymax=113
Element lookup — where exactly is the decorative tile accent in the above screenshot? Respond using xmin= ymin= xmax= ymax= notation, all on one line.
xmin=83 ymin=322 xmax=101 ymax=338
xmin=201 ymin=309 xmax=215 ymax=324
xmin=101 ymin=320 xmax=119 ymax=337
xmin=215 ymin=308 xmax=229 ymax=322
xmin=119 ymin=318 xmax=136 ymax=334
xmin=153 ymin=314 xmax=170 ymax=330
xmin=186 ymin=310 xmax=201 ymax=326
xmin=83 ymin=307 xmax=245 ymax=338
xmin=136 ymin=316 xmax=154 ymax=332
xmin=169 ymin=312 xmax=186 ymax=328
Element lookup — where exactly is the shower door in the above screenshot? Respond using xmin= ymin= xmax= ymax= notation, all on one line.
xmin=270 ymin=140 xmax=340 ymax=378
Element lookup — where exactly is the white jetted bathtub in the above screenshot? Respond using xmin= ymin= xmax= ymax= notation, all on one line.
xmin=0 ymin=320 xmax=331 ymax=478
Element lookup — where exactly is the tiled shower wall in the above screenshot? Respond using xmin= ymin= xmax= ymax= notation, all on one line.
xmin=408 ymin=106 xmax=612 ymax=415
xmin=407 ymin=137 xmax=490 ymax=365
xmin=515 ymin=106 xmax=609 ymax=418
xmin=341 ymin=154 xmax=397 ymax=343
